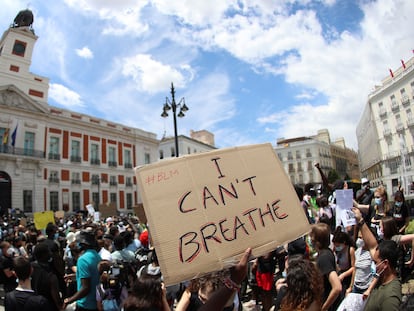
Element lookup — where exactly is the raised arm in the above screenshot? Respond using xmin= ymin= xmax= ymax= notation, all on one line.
xmin=352 ymin=208 xmax=378 ymax=258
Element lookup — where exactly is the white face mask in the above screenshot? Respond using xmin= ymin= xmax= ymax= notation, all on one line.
xmin=356 ymin=238 xmax=364 ymax=249
xmin=377 ymin=231 xmax=384 ymax=239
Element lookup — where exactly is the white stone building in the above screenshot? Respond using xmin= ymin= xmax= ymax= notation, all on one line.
xmin=357 ymin=56 xmax=414 ymax=195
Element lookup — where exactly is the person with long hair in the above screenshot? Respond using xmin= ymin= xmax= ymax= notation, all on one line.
xmin=370 ymin=186 xmax=390 ymax=234
xmin=122 ymin=277 xmax=170 ymax=311
xmin=332 ymin=227 xmax=356 ymax=290
xmin=279 ymin=256 xmax=324 ymax=311
xmin=390 ymin=190 xmax=409 ymax=234
xmin=310 ymin=223 xmax=342 ymax=311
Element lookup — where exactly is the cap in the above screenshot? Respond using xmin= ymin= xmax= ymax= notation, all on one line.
xmin=66 ymin=232 xmax=76 ymax=244
xmin=361 ymin=177 xmax=369 ymax=185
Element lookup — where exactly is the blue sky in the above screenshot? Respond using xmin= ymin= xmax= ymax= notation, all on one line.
xmin=1 ymin=0 xmax=413 ymax=150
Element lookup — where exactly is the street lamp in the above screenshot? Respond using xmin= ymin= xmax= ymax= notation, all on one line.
xmin=161 ymin=82 xmax=189 ymax=157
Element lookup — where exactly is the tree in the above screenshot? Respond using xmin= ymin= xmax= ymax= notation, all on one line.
xmin=328 ymin=169 xmax=340 ymax=184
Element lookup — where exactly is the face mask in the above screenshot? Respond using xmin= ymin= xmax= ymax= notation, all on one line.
xmin=6 ymin=248 xmax=15 ymax=257
xmin=375 ymin=198 xmax=382 ymax=206
xmin=282 ymin=271 xmax=287 ymax=278
xmin=335 ymin=245 xmax=344 ymax=252
xmin=378 ymin=231 xmax=384 ymax=239
xmin=54 ymin=233 xmax=59 ymax=240
xmin=356 ymin=238 xmax=364 ymax=249
xmin=395 ymin=201 xmax=402 ymax=208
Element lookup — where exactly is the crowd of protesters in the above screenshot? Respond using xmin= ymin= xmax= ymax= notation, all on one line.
xmin=1 ymin=171 xmax=414 ymax=310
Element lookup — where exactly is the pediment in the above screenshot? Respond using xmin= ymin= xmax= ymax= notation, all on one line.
xmin=0 ymin=85 xmax=48 ymax=114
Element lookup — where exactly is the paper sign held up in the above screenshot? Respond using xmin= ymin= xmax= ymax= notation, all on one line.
xmin=135 ymin=143 xmax=310 ymax=285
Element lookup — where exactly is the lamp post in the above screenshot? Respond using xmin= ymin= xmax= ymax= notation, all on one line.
xmin=161 ymin=83 xmax=189 ymax=157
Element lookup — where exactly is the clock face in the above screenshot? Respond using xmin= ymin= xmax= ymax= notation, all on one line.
xmin=12 ymin=41 xmax=26 ymax=56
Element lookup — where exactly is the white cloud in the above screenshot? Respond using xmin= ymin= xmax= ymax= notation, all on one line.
xmin=49 ymin=83 xmax=84 ymax=108
xmin=75 ymin=46 xmax=93 ymax=59
xmin=120 ymin=54 xmax=191 ymax=93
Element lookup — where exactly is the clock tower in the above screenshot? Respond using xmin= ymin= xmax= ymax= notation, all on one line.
xmin=0 ymin=9 xmax=49 ymax=106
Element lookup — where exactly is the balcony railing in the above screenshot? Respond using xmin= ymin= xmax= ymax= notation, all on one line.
xmin=109 ymin=181 xmax=118 ymax=186
xmin=391 ymin=101 xmax=399 ymax=111
xmin=124 ymin=163 xmax=133 ymax=169
xmin=49 ymin=177 xmax=60 ymax=183
xmin=90 ymin=158 xmax=100 ymax=165
xmin=126 ymin=181 xmax=133 ymax=187
xmin=108 ymin=161 xmax=117 ymax=167
xmin=71 ymin=179 xmax=81 ymax=184
xmin=70 ymin=155 xmax=81 ymax=163
xmin=48 ymin=153 xmax=61 ymax=160
xmin=402 ymin=95 xmax=410 ymax=106
xmin=0 ymin=146 xmax=45 ymax=158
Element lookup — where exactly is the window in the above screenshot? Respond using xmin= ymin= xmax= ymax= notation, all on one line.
xmin=124 ymin=149 xmax=132 ymax=167
xmin=187 ymin=147 xmax=191 ymax=154
xmin=91 ymin=174 xmax=100 ymax=185
xmin=71 ymin=140 xmax=81 ymax=162
xmin=306 ymin=149 xmax=312 ymax=157
xmin=277 ymin=153 xmax=282 ymax=161
xmin=49 ymin=171 xmax=59 ymax=183
xmin=126 ymin=193 xmax=133 ymax=209
xmin=296 ymin=150 xmax=301 ymax=159
xmin=126 ymin=177 xmax=133 ymax=187
xmin=72 ymin=192 xmax=81 ymax=211
xmin=110 ymin=193 xmax=117 ymax=203
xmin=171 ymin=147 xmax=175 ymax=157
xmin=297 ymin=162 xmax=303 ymax=171
xmin=24 ymin=131 xmax=35 ymax=155
xmin=12 ymin=40 xmax=26 ymax=57
xmin=50 ymin=191 xmax=59 ymax=212
xmin=159 ymin=150 xmax=164 ymax=160
xmin=144 ymin=153 xmax=150 ymax=164
xmin=23 ymin=190 xmax=32 ymax=213
xmin=307 ymin=161 xmax=313 ymax=171
xmin=49 ymin=137 xmax=60 ymax=160
xmin=91 ymin=143 xmax=100 ymax=165
xmin=288 ymin=163 xmax=294 ymax=173
xmin=287 ymin=151 xmax=293 ymax=160
xmin=110 ymin=175 xmax=117 ymax=186
xmin=108 ymin=146 xmax=117 ymax=167
xmin=71 ymin=172 xmax=81 ymax=184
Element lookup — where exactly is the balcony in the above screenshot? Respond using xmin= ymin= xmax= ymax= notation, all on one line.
xmin=0 ymin=146 xmax=45 ymax=158
xmin=407 ymin=117 xmax=414 ymax=128
xmin=383 ymin=128 xmax=392 ymax=137
xmin=48 ymin=153 xmax=61 ymax=160
xmin=49 ymin=177 xmax=60 ymax=183
xmin=402 ymin=95 xmax=410 ymax=107
xmin=108 ymin=161 xmax=117 ymax=167
xmin=306 ymin=153 xmax=312 ymax=158
xmin=396 ymin=123 xmax=405 ymax=132
xmin=379 ymin=107 xmax=387 ymax=117
xmin=391 ymin=100 xmax=399 ymax=112
xmin=70 ymin=155 xmax=81 ymax=163
xmin=90 ymin=158 xmax=100 ymax=165
xmin=124 ymin=163 xmax=133 ymax=169
xmin=109 ymin=181 xmax=118 ymax=186
xmin=71 ymin=179 xmax=81 ymax=184
xmin=126 ymin=181 xmax=133 ymax=187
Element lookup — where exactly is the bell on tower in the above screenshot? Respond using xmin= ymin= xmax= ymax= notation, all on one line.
xmin=12 ymin=9 xmax=34 ymax=30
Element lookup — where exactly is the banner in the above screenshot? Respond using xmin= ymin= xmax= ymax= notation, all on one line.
xmin=135 ymin=143 xmax=310 ymax=285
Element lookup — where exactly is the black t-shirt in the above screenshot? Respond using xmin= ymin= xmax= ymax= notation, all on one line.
xmin=1 ymin=255 xmax=17 ymax=292
xmin=391 ymin=203 xmax=409 ymax=230
xmin=5 ymin=289 xmax=54 ymax=311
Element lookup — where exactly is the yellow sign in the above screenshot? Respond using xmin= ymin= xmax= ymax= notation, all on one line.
xmin=34 ymin=211 xmax=55 ymax=230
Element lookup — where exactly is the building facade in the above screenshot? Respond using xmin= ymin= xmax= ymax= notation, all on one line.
xmin=158 ymin=131 xmax=216 ymax=160
xmin=0 ymin=15 xmax=159 ymax=215
xmin=275 ymin=129 xmax=360 ymax=187
xmin=357 ymin=56 xmax=414 ymax=195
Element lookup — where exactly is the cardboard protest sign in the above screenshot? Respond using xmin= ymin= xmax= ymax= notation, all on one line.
xmin=135 ymin=143 xmax=310 ymax=285
xmin=55 ymin=211 xmax=65 ymax=219
xmin=86 ymin=204 xmax=95 ymax=216
xmin=34 ymin=211 xmax=55 ymax=230
xmin=133 ymin=204 xmax=147 ymax=224
xmin=99 ymin=203 xmax=117 ymax=219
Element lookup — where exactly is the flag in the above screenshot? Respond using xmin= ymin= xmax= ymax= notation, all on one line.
xmin=11 ymin=125 xmax=18 ymax=146
xmin=401 ymin=59 xmax=406 ymax=69
xmin=2 ymin=128 xmax=9 ymax=144
xmin=389 ymin=69 xmax=394 ymax=78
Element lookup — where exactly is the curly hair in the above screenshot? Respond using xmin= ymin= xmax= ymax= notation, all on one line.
xmin=280 ymin=257 xmax=323 ymax=311
xmin=123 ymin=277 xmax=164 ymax=311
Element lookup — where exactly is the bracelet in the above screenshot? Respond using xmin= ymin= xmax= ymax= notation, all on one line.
xmin=358 ymin=219 xmax=365 ymax=227
xmin=222 ymin=277 xmax=241 ymax=291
